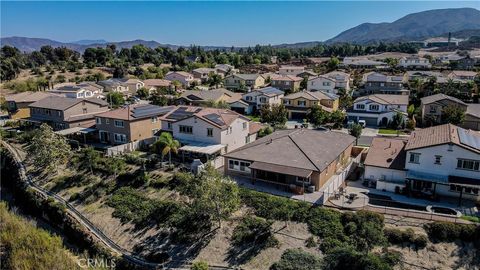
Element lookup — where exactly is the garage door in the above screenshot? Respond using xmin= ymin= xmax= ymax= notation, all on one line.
xmin=291 ymin=112 xmax=307 ymax=120
xmin=230 ymin=107 xmax=245 ymax=114
xmin=359 ymin=117 xmax=378 ymax=126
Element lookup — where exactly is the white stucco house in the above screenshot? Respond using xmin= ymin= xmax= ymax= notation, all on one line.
xmin=278 ymin=66 xmax=305 ymax=76
xmin=398 ymin=56 xmax=432 ymax=69
xmin=165 ymin=71 xmax=199 ymax=88
xmin=230 ymin=87 xmax=284 ymax=115
xmin=347 ymin=94 xmax=408 ymax=127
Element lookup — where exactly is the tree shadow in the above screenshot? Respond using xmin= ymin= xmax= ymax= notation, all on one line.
xmin=452 ymin=241 xmax=480 ymax=269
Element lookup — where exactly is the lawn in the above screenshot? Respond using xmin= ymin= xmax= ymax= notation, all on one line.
xmin=378 ymin=128 xmax=406 ymax=135
xmin=247 ymin=115 xmax=261 ymax=122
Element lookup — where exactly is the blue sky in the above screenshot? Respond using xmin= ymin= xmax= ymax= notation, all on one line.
xmin=1 ymin=1 xmax=479 ymax=46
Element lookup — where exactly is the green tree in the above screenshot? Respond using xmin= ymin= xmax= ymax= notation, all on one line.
xmin=271 ymin=249 xmax=323 ymax=270
xmin=307 ymin=105 xmax=328 ymax=127
xmin=106 ymin=92 xmax=125 ymax=108
xmin=259 ymin=104 xmax=288 ymax=128
xmin=441 ymin=105 xmax=465 ymax=125
xmin=348 ymin=123 xmax=363 ymax=146
xmin=327 ymin=56 xmax=340 ymax=70
xmin=407 ymin=104 xmax=415 ymax=118
xmin=329 ymin=110 xmax=346 ymax=128
xmin=191 ymin=261 xmax=209 ymax=270
xmin=390 ymin=112 xmax=405 ymax=130
xmin=153 ymin=132 xmax=180 ymax=165
xmin=136 ymin=87 xmax=150 ymax=99
xmin=207 ymin=73 xmax=223 ymax=88
xmin=337 ymin=88 xmax=353 ymax=110
xmin=300 ymin=76 xmax=308 ymax=90
xmin=78 ymin=147 xmax=101 ymax=174
xmin=104 ymin=156 xmax=126 ymax=179
xmin=27 ymin=124 xmax=72 ymax=174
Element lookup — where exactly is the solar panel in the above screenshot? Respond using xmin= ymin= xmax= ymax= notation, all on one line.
xmin=132 ymin=105 xmax=173 ymax=118
xmin=458 ymin=128 xmax=480 ymax=150
xmin=204 ymin=113 xmax=225 ymax=126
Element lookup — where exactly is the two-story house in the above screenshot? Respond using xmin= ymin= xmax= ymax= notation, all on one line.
xmin=307 ymin=75 xmax=337 ymax=94
xmin=215 ymin=64 xmax=238 ymax=76
xmin=420 ymin=94 xmax=468 ymax=126
xmin=342 ymin=57 xmax=388 ymax=69
xmin=360 ymin=72 xmax=409 ymax=95
xmin=447 ymin=71 xmax=478 ymax=82
xmin=5 ymin=91 xmax=60 ymax=119
xmin=397 ymin=56 xmax=432 ymax=69
xmin=282 ymin=91 xmax=339 ymax=120
xmin=165 ymin=71 xmax=199 ymax=88
xmin=160 ymin=106 xmax=259 ymax=157
xmin=192 ymin=68 xmax=220 ymax=83
xmin=347 ymin=94 xmax=408 ymax=127
xmin=224 ymin=74 xmax=266 ymax=91
xmin=95 ymin=104 xmax=175 ymax=145
xmin=364 ymin=124 xmax=480 ymax=203
xmin=270 ymin=74 xmax=302 ymax=93
xmin=98 ymin=78 xmax=144 ymax=94
xmin=28 ymin=97 xmax=109 ymax=130
xmin=278 ymin=66 xmax=305 ymax=76
xmin=176 ymin=88 xmax=242 ymax=107
xmin=48 ymin=82 xmax=103 ymax=99
xmin=230 ymin=87 xmax=284 ymax=115
xmin=143 ymin=79 xmax=173 ymax=94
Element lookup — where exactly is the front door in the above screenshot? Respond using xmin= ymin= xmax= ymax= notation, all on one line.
xmin=99 ymin=131 xmax=109 ymax=143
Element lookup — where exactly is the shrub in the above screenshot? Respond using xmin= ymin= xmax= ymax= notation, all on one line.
xmin=191 ymin=261 xmax=209 ymax=270
xmin=270 ymin=249 xmax=322 ymax=270
xmin=319 ymin=237 xmax=352 ymax=254
xmin=232 ymin=215 xmax=278 ymax=248
xmin=424 ymin=222 xmax=477 ymax=242
xmin=413 ymin=234 xmax=428 ymax=249
xmin=305 ymin=236 xmax=317 ymax=248
xmin=322 ymin=247 xmax=398 ymax=270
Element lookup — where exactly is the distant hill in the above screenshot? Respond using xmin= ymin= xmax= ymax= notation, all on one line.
xmin=70 ymin=39 xmax=109 ymax=45
xmin=327 ymin=8 xmax=480 ymax=44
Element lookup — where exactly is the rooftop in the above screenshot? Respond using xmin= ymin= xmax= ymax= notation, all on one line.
xmin=5 ymin=91 xmax=60 ymax=103
xmin=354 ymin=94 xmax=409 ymax=106
xmin=420 ymin=93 xmax=466 ymax=106
xmin=283 ymin=90 xmax=338 ymax=101
xmin=364 ymin=137 xmax=407 ymax=170
xmin=95 ymin=104 xmax=175 ymax=121
xmin=29 ymin=96 xmax=108 ymax=111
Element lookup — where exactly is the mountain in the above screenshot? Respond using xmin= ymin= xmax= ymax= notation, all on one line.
xmin=70 ymin=39 xmax=109 ymax=45
xmin=327 ymin=8 xmax=480 ymax=44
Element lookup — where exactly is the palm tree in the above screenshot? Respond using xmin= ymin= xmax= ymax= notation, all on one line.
xmin=153 ymin=132 xmax=180 ymax=165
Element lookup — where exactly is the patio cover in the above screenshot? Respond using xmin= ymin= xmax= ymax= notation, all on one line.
xmin=249 ymin=161 xmax=313 ymax=178
xmin=55 ymin=127 xmax=96 ymax=136
xmin=449 ymin=175 xmax=480 ymax=186
xmin=179 ymin=141 xmax=225 ymax=155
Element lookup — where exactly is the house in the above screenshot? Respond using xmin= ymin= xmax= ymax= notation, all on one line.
xmin=420 ymin=94 xmax=468 ymax=125
xmin=230 ymin=87 xmax=284 ymax=115
xmin=342 ymin=57 xmax=388 ymax=69
xmin=48 ymin=82 xmax=103 ymax=99
xmin=361 ymin=72 xmax=409 ymax=95
xmin=176 ymin=88 xmax=242 ymax=107
xmin=28 ymin=97 xmax=109 ymax=130
xmin=364 ymin=137 xmax=407 ymax=192
xmin=448 ymin=71 xmax=478 ymax=82
xmin=5 ymin=91 xmax=60 ymax=119
xmin=270 ymin=74 xmax=302 ymax=93
xmin=464 ymin=104 xmax=480 ymax=131
xmin=224 ymin=74 xmax=266 ymax=91
xmin=164 ymin=71 xmax=199 ymax=88
xmin=143 ymin=79 xmax=172 ymax=93
xmin=397 ymin=56 xmax=431 ymax=69
xmin=404 ymin=71 xmax=446 ymax=83
xmin=223 ymin=129 xmax=356 ymax=192
xmin=282 ymin=91 xmax=339 ymax=120
xmin=278 ymin=66 xmax=305 ymax=76
xmin=364 ymin=124 xmax=480 ymax=203
xmin=98 ymin=78 xmax=144 ymax=94
xmin=95 ymin=104 xmax=174 ymax=145
xmin=192 ymin=68 xmax=219 ymax=82
xmin=159 ymin=106 xmax=259 ymax=160
xmin=296 ymin=70 xmax=317 ymax=79
xmin=215 ymin=64 xmax=238 ymax=75
xmin=324 ymin=71 xmax=351 ymax=91
xmin=307 ymin=71 xmax=351 ymax=95
xmin=347 ymin=94 xmax=408 ymax=127
xmin=450 ymin=56 xmax=477 ymax=70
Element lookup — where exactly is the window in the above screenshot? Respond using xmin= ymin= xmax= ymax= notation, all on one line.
xmin=106 ymin=118 xmax=110 ymax=124
xmin=457 ymin=159 xmax=480 ymax=171
xmin=167 ymin=122 xmax=172 ymax=130
xmin=179 ymin=125 xmax=193 ymax=134
xmin=259 ymin=97 xmax=266 ymax=103
xmin=296 ymin=177 xmax=310 ymax=184
xmin=114 ymin=120 xmax=124 ymax=128
xmin=356 ymin=104 xmax=365 ymax=110
xmin=242 ymin=122 xmax=247 ymax=130
xmin=369 ymin=104 xmax=379 ymax=111
xmin=228 ymin=159 xmax=251 ymax=173
xmin=246 ymin=96 xmax=252 ymax=101
xmin=322 ymin=82 xmax=330 ymax=86
xmin=298 ymin=100 xmax=306 ymax=106
xmin=283 ymin=100 xmax=290 ymax=105
xmin=434 ymin=155 xmax=442 ymax=165
xmin=83 ymin=108 xmax=88 ymax=114
xmin=152 ymin=129 xmax=159 ymax=136
xmin=96 ymin=118 xmax=102 ymax=125
xmin=450 ymin=184 xmax=479 ymax=195
xmin=409 ymin=153 xmax=420 ymax=164
xmin=151 ymin=116 xmax=158 ymax=123
xmin=57 ymin=111 xmax=61 ymax=117
xmin=429 ymin=106 xmax=437 ymax=113
xmin=207 ymin=128 xmax=213 ymax=137
xmin=113 ymin=133 xmax=127 ymax=143
xmin=46 ymin=109 xmax=51 ymax=116
xmin=245 ymin=136 xmax=250 ymax=144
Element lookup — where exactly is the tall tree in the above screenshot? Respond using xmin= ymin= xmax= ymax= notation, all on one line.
xmin=77 ymin=147 xmax=101 ymax=174
xmin=153 ymin=132 xmax=180 ymax=165
xmin=348 ymin=123 xmax=363 ymax=146
xmin=442 ymin=105 xmax=465 ymax=125
xmin=259 ymin=104 xmax=288 ymax=128
xmin=27 ymin=124 xmax=72 ymax=174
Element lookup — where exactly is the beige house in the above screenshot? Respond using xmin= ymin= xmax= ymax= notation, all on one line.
xmin=270 ymin=74 xmax=303 ymax=93
xmin=192 ymin=68 xmax=220 ymax=82
xmin=29 ymin=97 xmax=109 ymax=130
xmin=224 ymin=74 xmax=266 ymax=91
xmin=282 ymin=91 xmax=339 ymax=119
xmin=98 ymin=78 xmax=144 ymax=95
xmin=5 ymin=91 xmax=60 ymax=119
xmin=176 ymin=88 xmax=242 ymax=106
xmin=165 ymin=71 xmax=199 ymax=88
xmin=143 ymin=79 xmax=173 ymax=93
xmin=420 ymin=94 xmax=468 ymax=125
xmin=95 ymin=104 xmax=175 ymax=145
xmin=224 ymin=129 xmax=355 ymax=192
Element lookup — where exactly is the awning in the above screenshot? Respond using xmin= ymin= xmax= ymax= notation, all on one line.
xmin=249 ymin=161 xmax=313 ymax=178
xmin=179 ymin=141 xmax=225 ymax=155
xmin=449 ymin=175 xmax=480 ymax=186
xmin=406 ymin=170 xmax=449 ymax=183
xmin=19 ymin=117 xmax=43 ymax=123
xmin=55 ymin=127 xmax=97 ymax=136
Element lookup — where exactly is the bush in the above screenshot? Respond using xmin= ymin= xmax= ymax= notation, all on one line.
xmin=305 ymin=236 xmax=316 ymax=248
xmin=319 ymin=237 xmax=352 ymax=254
xmin=270 ymin=249 xmax=322 ymax=270
xmin=322 ymin=247 xmax=398 ymax=270
xmin=424 ymin=222 xmax=478 ymax=242
xmin=413 ymin=234 xmax=428 ymax=249
xmin=384 ymin=228 xmax=428 ymax=249
xmin=191 ymin=261 xmax=209 ymax=270
xmin=232 ymin=215 xmax=278 ymax=248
